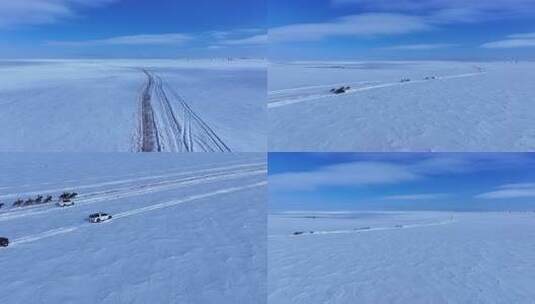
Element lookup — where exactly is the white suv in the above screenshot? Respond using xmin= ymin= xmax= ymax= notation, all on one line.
xmin=88 ymin=212 xmax=112 ymax=223
xmin=57 ymin=199 xmax=75 ymax=207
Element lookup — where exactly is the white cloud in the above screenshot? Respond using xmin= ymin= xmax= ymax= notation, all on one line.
xmin=48 ymin=33 xmax=192 ymax=46
xmin=269 ymin=0 xmax=535 ymax=45
xmin=331 ymin=0 xmax=535 ymax=15
xmin=384 ymin=43 xmax=457 ymax=50
xmin=46 ymin=27 xmax=267 ymax=49
xmin=270 ymin=13 xmax=432 ymax=43
xmin=510 ymin=32 xmax=535 ymax=39
xmin=221 ymin=34 xmax=267 ymax=45
xmin=269 ymin=156 xmax=486 ymax=193
xmin=498 ymin=183 xmax=535 ymax=189
xmin=0 ymin=0 xmax=119 ymax=28
xmin=481 ymin=32 xmax=535 ymax=48
xmin=269 ymin=161 xmax=421 ymax=191
xmin=209 ymin=28 xmax=264 ymax=40
xmin=382 ymin=193 xmax=448 ymax=200
xmin=476 ymin=183 xmax=535 ymax=199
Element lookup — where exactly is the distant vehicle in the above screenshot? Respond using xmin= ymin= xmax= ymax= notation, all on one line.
xmin=88 ymin=212 xmax=112 ymax=223
xmin=0 ymin=237 xmax=8 ymax=247
xmin=400 ymin=78 xmax=411 ymax=83
xmin=424 ymin=76 xmax=437 ymax=80
xmin=57 ymin=198 xmax=75 ymax=207
xmin=293 ymin=231 xmax=305 ymax=235
xmin=0 ymin=203 xmax=4 ymax=209
xmin=330 ymin=86 xmax=350 ymax=94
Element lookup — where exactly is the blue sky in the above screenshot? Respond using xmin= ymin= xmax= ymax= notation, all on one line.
xmin=269 ymin=153 xmax=535 ymax=212
xmin=269 ymin=0 xmax=535 ymax=60
xmin=0 ymin=0 xmax=266 ymax=58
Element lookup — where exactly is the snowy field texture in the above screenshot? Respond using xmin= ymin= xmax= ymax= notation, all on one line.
xmin=269 ymin=211 xmax=535 ymax=304
xmin=0 ymin=153 xmax=266 ymax=304
xmin=0 ymin=59 xmax=266 ymax=152
xmin=269 ymin=61 xmax=535 ymax=151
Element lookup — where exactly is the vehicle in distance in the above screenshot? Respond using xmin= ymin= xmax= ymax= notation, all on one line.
xmin=0 ymin=237 xmax=9 ymax=247
xmin=88 ymin=213 xmax=112 ymax=223
xmin=57 ymin=198 xmax=75 ymax=207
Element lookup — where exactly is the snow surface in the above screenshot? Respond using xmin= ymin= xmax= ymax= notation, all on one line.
xmin=269 ymin=211 xmax=535 ymax=304
xmin=0 ymin=59 xmax=266 ymax=152
xmin=0 ymin=153 xmax=267 ymax=304
xmin=269 ymin=61 xmax=535 ymax=151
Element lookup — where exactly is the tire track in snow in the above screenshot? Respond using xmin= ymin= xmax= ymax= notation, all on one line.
xmin=0 ymin=165 xmax=266 ymax=222
xmin=273 ymin=219 xmax=457 ymax=238
xmin=0 ymin=162 xmax=265 ymax=201
xmin=9 ymin=181 xmax=267 ymax=247
xmin=268 ymin=72 xmax=485 ymax=109
xmin=269 ymin=80 xmax=377 ymax=95
xmin=135 ymin=69 xmax=230 ymax=152
xmin=138 ymin=69 xmax=161 ymax=152
xmin=0 ymin=157 xmax=265 ymax=192
xmin=165 ymin=81 xmax=231 ymax=152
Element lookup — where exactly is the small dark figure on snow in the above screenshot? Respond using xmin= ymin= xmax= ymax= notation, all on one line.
xmin=24 ymin=198 xmax=34 ymax=206
xmin=43 ymin=195 xmax=53 ymax=203
xmin=68 ymin=192 xmax=78 ymax=199
xmin=35 ymin=195 xmax=43 ymax=203
xmin=13 ymin=199 xmax=23 ymax=207
xmin=0 ymin=203 xmax=3 ymax=209
xmin=59 ymin=192 xmax=71 ymax=200
xmin=332 ymin=87 xmax=347 ymax=94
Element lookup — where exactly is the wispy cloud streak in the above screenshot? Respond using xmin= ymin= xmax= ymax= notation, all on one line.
xmin=476 ymin=183 xmax=535 ymax=199
xmin=48 ymin=33 xmax=193 ymax=46
xmin=0 ymin=0 xmax=119 ymax=28
xmin=482 ymin=32 xmax=535 ymax=48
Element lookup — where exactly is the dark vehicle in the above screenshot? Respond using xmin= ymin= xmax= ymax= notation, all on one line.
xmin=88 ymin=212 xmax=112 ymax=223
xmin=293 ymin=231 xmax=305 ymax=235
xmin=0 ymin=237 xmax=8 ymax=247
xmin=0 ymin=203 xmax=4 ymax=209
xmin=331 ymin=86 xmax=349 ymax=94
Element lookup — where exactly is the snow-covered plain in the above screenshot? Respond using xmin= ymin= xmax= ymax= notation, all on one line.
xmin=269 ymin=61 xmax=535 ymax=151
xmin=0 ymin=59 xmax=266 ymax=152
xmin=0 ymin=153 xmax=267 ymax=304
xmin=269 ymin=211 xmax=535 ymax=304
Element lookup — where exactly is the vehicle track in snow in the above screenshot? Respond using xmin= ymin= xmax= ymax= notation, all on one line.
xmin=271 ymin=219 xmax=457 ymax=238
xmin=0 ymin=163 xmax=266 ymax=222
xmin=138 ymin=70 xmax=161 ymax=152
xmin=0 ymin=161 xmax=264 ymax=201
xmin=135 ymin=69 xmax=231 ymax=152
xmin=9 ymin=181 xmax=267 ymax=247
xmin=268 ymin=72 xmax=485 ymax=109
